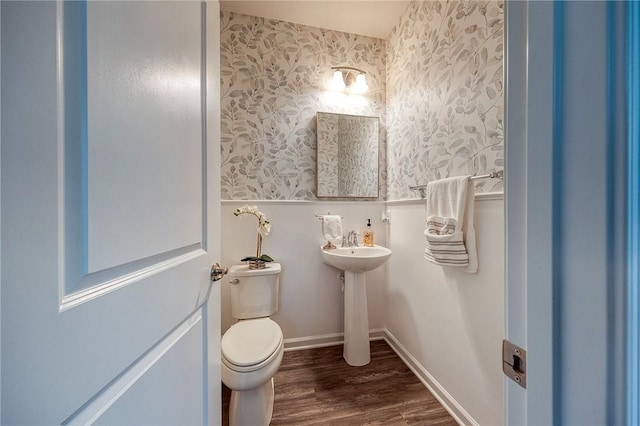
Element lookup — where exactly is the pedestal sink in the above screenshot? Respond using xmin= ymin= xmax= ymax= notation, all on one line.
xmin=320 ymin=245 xmax=392 ymax=366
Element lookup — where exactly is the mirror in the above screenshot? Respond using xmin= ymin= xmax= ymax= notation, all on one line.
xmin=316 ymin=112 xmax=379 ymax=198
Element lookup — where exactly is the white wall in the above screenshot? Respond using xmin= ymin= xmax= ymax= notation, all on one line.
xmin=220 ymin=198 xmax=504 ymax=425
xmin=221 ymin=201 xmax=387 ymax=344
xmin=385 ymin=195 xmax=504 ymax=426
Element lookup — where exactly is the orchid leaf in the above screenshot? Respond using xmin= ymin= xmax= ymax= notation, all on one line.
xmin=240 ymin=254 xmax=274 ymax=262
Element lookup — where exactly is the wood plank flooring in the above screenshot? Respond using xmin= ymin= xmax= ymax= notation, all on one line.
xmin=222 ymin=340 xmax=458 ymax=425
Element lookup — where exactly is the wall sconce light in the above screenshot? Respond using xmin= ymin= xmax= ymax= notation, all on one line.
xmin=330 ymin=66 xmax=368 ymax=94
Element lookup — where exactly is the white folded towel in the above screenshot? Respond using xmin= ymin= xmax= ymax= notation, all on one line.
xmin=424 ymin=176 xmax=478 ymax=273
xmin=322 ymin=215 xmax=343 ymax=241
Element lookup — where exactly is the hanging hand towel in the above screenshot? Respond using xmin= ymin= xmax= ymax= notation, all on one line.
xmin=322 ymin=215 xmax=343 ymax=241
xmin=423 ymin=176 xmax=478 ymax=273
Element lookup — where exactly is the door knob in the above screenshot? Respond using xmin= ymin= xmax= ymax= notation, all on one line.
xmin=210 ymin=263 xmax=228 ymax=282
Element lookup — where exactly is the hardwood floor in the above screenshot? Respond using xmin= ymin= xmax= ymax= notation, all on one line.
xmin=222 ymin=340 xmax=458 ymax=425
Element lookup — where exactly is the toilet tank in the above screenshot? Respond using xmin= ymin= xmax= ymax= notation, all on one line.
xmin=228 ymin=263 xmax=281 ymax=319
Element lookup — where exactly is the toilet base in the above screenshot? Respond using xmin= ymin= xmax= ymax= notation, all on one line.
xmin=229 ymin=377 xmax=274 ymax=426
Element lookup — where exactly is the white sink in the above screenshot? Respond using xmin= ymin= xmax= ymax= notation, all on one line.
xmin=320 ymin=245 xmax=392 ymax=273
xmin=320 ymin=244 xmax=392 ymax=366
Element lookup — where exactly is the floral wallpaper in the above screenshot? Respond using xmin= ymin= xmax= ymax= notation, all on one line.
xmin=386 ymin=0 xmax=504 ymax=199
xmin=220 ymin=11 xmax=386 ymax=200
xmin=220 ymin=1 xmax=504 ymax=201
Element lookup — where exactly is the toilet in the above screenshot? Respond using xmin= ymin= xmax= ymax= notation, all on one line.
xmin=221 ymin=263 xmax=283 ymax=426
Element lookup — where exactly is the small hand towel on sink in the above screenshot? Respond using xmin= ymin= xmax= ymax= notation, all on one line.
xmin=423 ymin=176 xmax=478 ymax=273
xmin=322 ymin=215 xmax=343 ymax=241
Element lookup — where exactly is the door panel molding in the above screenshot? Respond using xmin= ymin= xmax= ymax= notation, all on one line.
xmin=62 ymin=308 xmax=204 ymax=425
xmin=60 ymin=245 xmax=205 ymax=311
xmin=56 ymin=1 xmax=208 ymax=305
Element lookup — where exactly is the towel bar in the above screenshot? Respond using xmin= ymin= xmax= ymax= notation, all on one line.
xmin=315 ymin=213 xmax=344 ymax=220
xmin=469 ymin=170 xmax=504 ymax=181
xmin=408 ymin=170 xmax=504 ymax=198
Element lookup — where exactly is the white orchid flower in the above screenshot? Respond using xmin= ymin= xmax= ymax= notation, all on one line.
xmin=259 ymin=223 xmax=271 ymax=237
xmin=234 ymin=206 xmax=272 ymax=260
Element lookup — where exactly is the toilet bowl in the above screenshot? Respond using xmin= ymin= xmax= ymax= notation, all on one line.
xmin=222 ymin=318 xmax=284 ymax=426
xmin=221 ymin=264 xmax=283 ymax=426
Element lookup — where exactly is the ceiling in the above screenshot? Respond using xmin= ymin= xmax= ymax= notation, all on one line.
xmin=219 ymin=1 xmax=411 ymax=39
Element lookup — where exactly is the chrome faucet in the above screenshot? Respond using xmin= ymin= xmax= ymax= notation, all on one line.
xmin=341 ymin=230 xmax=359 ymax=247
xmin=349 ymin=230 xmax=359 ymax=247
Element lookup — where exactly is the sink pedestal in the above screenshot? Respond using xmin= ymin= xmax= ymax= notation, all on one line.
xmin=320 ymin=245 xmax=392 ymax=367
xmin=343 ymin=271 xmax=370 ymax=366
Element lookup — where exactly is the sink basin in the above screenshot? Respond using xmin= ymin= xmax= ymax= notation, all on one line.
xmin=321 ymin=245 xmax=392 ymax=273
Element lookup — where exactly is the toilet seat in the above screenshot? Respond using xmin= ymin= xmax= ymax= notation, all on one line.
xmin=222 ymin=318 xmax=283 ymax=373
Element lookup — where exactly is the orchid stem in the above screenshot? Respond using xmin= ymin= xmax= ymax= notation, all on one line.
xmin=256 ymin=234 xmax=262 ymax=258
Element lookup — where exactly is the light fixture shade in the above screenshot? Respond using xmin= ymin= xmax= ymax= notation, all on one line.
xmin=353 ymin=73 xmax=368 ymax=93
xmin=331 ymin=70 xmax=346 ymax=90
xmin=330 ymin=66 xmax=368 ymax=93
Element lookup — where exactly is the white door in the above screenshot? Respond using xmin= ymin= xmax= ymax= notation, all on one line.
xmin=505 ymin=1 xmax=629 ymax=424
xmin=504 ymin=2 xmax=555 ymax=424
xmin=1 ymin=1 xmax=222 ymax=424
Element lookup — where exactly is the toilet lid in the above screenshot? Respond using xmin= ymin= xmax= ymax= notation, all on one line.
xmin=221 ymin=318 xmax=283 ymax=367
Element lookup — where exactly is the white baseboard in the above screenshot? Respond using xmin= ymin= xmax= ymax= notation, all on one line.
xmin=283 ymin=332 xmax=343 ymax=351
xmin=383 ymin=329 xmax=477 ymax=426
xmin=283 ymin=328 xmax=385 ymax=352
